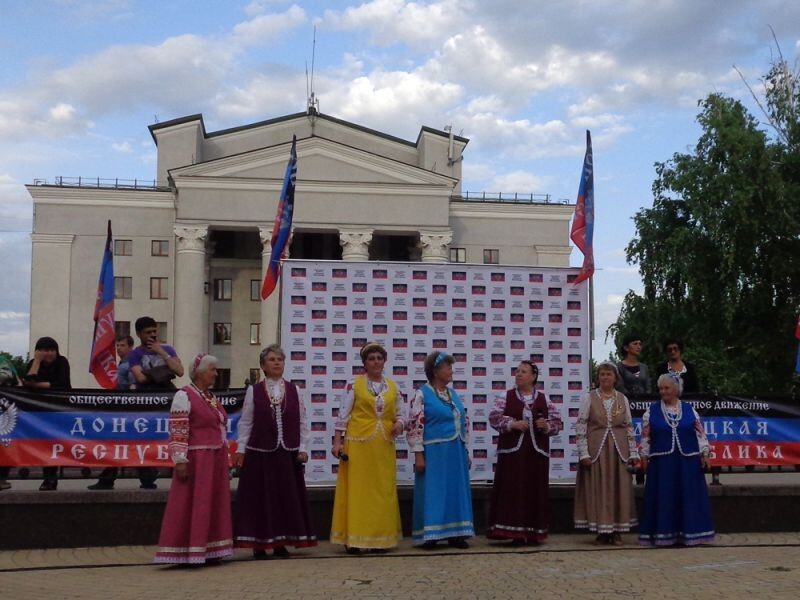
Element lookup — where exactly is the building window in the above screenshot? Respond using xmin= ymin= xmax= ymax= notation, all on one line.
xmin=151 ymin=240 xmax=169 ymax=257
xmin=483 ymin=249 xmax=500 ymax=264
xmin=115 ymin=321 xmax=131 ymax=338
xmin=250 ymin=323 xmax=261 ymax=345
xmin=248 ymin=368 xmax=261 ymax=385
xmin=214 ymin=279 xmax=232 ymax=301
xmin=114 ymin=239 xmax=132 ymax=256
xmin=157 ymin=322 xmax=169 ymax=343
xmin=150 ymin=277 xmax=168 ymax=299
xmin=213 ymin=323 xmax=232 ymax=345
xmin=449 ymin=247 xmax=466 ymax=263
xmin=114 ymin=277 xmax=132 ymax=299
xmin=214 ymin=368 xmax=231 ymax=390
xmin=250 ymin=280 xmax=261 ymax=301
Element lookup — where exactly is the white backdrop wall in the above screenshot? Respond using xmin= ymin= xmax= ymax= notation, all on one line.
xmin=279 ymin=260 xmax=590 ymax=483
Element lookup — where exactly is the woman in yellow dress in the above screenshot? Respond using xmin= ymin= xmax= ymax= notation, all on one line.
xmin=330 ymin=342 xmax=405 ymax=554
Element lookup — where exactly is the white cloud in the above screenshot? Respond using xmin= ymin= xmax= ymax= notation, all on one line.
xmin=232 ymin=4 xmax=307 ymax=46
xmin=111 ymin=141 xmax=133 ymax=153
xmin=322 ymin=0 xmax=465 ymax=47
xmin=488 ymin=170 xmax=552 ymax=195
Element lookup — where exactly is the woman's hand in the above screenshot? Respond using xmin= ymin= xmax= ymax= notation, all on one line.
xmin=332 ymin=440 xmax=342 ymax=459
xmin=701 ymin=454 xmax=711 ymax=471
xmin=640 ymin=456 xmax=648 ymax=474
xmin=414 ymin=453 xmax=425 ymax=474
xmin=391 ymin=421 xmax=404 ymax=438
xmin=512 ymin=420 xmax=529 ymax=432
xmin=175 ymin=462 xmax=189 ymax=482
xmin=233 ymin=453 xmax=245 ymax=469
xmin=580 ymin=457 xmax=592 ymax=469
xmin=534 ymin=417 xmax=548 ymax=432
xmin=297 ymin=452 xmax=308 ymax=464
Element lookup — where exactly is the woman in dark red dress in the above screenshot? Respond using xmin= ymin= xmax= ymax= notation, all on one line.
xmin=487 ymin=360 xmax=563 ymax=545
xmin=233 ymin=344 xmax=317 ymax=558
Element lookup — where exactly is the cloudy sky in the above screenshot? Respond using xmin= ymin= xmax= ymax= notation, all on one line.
xmin=1 ymin=0 xmax=798 ymax=360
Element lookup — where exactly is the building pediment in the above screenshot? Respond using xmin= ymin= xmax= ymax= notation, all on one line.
xmin=170 ymin=136 xmax=457 ymax=188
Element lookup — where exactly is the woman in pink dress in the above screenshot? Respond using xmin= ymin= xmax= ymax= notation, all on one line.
xmin=154 ymin=354 xmax=233 ymax=565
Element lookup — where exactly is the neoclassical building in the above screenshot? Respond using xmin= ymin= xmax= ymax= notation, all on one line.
xmin=28 ymin=109 xmax=574 ymax=388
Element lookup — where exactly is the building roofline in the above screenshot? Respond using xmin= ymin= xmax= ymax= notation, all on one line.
xmin=148 ymin=111 xmax=469 ymax=148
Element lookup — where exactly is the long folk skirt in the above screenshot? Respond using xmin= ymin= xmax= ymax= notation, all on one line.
xmin=154 ymin=448 xmax=233 ymax=564
xmin=234 ymin=449 xmax=317 ymax=550
xmin=573 ymin=443 xmax=637 ymax=534
xmin=330 ymin=435 xmax=402 ymax=549
xmin=487 ymin=436 xmax=550 ymax=542
xmin=638 ymin=452 xmax=714 ymax=546
xmin=412 ymin=439 xmax=474 ymax=545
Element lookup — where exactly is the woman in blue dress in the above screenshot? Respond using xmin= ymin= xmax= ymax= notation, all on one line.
xmin=407 ymin=351 xmax=474 ymax=549
xmin=639 ymin=374 xmax=715 ymax=546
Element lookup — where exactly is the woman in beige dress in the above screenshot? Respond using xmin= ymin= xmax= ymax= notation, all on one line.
xmin=573 ymin=361 xmax=640 ymax=544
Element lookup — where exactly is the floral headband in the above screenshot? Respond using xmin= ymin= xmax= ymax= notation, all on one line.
xmin=434 ymin=352 xmax=450 ymax=367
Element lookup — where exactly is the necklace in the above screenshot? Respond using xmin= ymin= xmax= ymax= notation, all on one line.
xmin=192 ymin=384 xmax=218 ymax=408
xmin=595 ymin=388 xmax=624 ymax=418
xmin=661 ymin=400 xmax=682 ymax=428
xmin=434 ymin=385 xmax=453 ymax=405
xmin=265 ymin=378 xmax=285 ymax=407
xmin=366 ymin=377 xmax=387 ymax=415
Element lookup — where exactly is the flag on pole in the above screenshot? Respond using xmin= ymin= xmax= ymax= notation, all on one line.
xmin=794 ymin=315 xmax=800 ymax=374
xmin=261 ymin=135 xmax=298 ymax=300
xmin=89 ymin=220 xmax=118 ymax=389
xmin=570 ymin=130 xmax=594 ymax=285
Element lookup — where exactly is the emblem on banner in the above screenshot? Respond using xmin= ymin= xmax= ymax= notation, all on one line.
xmin=0 ymin=397 xmax=18 ymax=446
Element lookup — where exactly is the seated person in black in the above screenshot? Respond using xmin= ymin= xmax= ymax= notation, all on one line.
xmin=23 ymin=337 xmax=71 ymax=491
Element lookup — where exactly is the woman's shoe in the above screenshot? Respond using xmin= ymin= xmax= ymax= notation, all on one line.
xmin=253 ymin=550 xmax=269 ymax=560
xmin=273 ymin=547 xmax=291 ymax=559
xmin=39 ymin=480 xmax=57 ymax=491
xmin=421 ymin=540 xmax=438 ymax=550
xmin=510 ymin=539 xmax=526 ymax=547
xmin=447 ymin=538 xmax=469 ymax=549
xmin=345 ymin=546 xmax=362 ymax=555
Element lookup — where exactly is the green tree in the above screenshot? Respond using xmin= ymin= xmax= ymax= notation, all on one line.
xmin=610 ymin=56 xmax=800 ymax=393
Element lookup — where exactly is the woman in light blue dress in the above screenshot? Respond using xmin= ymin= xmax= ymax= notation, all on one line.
xmin=407 ymin=351 xmax=474 ymax=549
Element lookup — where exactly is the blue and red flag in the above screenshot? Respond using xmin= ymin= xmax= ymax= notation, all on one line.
xmin=795 ymin=315 xmax=800 ymax=374
xmin=89 ymin=220 xmax=117 ymax=389
xmin=261 ymin=135 xmax=298 ymax=300
xmin=570 ymin=130 xmax=594 ymax=285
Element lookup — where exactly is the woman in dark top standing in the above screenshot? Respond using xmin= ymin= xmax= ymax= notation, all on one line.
xmin=656 ymin=338 xmax=699 ymax=394
xmin=24 ymin=337 xmax=71 ymax=490
xmin=615 ymin=334 xmax=650 ymax=396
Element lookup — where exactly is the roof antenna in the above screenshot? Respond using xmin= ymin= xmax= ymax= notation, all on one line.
xmin=306 ymin=26 xmax=319 ymax=118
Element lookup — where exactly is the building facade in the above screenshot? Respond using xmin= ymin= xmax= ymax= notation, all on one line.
xmin=28 ymin=110 xmax=574 ymax=388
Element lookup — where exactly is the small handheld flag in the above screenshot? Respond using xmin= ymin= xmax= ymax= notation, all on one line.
xmin=261 ymin=135 xmax=298 ymax=300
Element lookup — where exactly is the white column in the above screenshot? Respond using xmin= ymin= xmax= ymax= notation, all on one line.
xmin=259 ymin=226 xmax=281 ymax=348
xmin=339 ymin=228 xmax=373 ymax=261
xmin=418 ymin=230 xmax=453 ymax=264
xmin=173 ymin=224 xmax=208 ymax=370
xmin=30 ymin=233 xmax=74 ymax=361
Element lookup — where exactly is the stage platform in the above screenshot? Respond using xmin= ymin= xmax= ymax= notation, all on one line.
xmin=2 ymin=474 xmax=799 ymax=550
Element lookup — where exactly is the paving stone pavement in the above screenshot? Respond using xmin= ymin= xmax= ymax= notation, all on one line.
xmin=1 ymin=534 xmax=799 ymax=599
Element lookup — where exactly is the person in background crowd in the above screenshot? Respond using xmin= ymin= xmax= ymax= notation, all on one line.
xmin=487 ymin=360 xmax=563 ymax=545
xmin=88 ymin=335 xmax=140 ymax=490
xmin=0 ymin=354 xmax=21 ymax=491
xmin=574 ymin=361 xmax=640 ymax=545
xmin=330 ymin=342 xmax=404 ymax=554
xmin=23 ymin=337 xmax=71 ymax=491
xmin=125 ymin=317 xmax=184 ymax=489
xmin=154 ymin=354 xmax=233 ymax=565
xmin=234 ymin=344 xmax=317 ymax=558
xmin=407 ymin=351 xmax=474 ymax=549
xmin=656 ymin=338 xmax=699 ymax=394
xmin=615 ymin=334 xmax=651 ymax=395
xmin=638 ymin=374 xmax=714 ymax=546
xmin=128 ymin=316 xmax=183 ymax=391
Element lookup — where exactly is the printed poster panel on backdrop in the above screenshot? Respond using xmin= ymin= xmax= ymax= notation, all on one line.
xmin=280 ymin=260 xmax=590 ymax=483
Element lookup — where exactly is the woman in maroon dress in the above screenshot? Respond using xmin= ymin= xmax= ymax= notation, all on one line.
xmin=154 ymin=354 xmax=233 ymax=565
xmin=487 ymin=360 xmax=563 ymax=545
xmin=233 ymin=344 xmax=317 ymax=558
